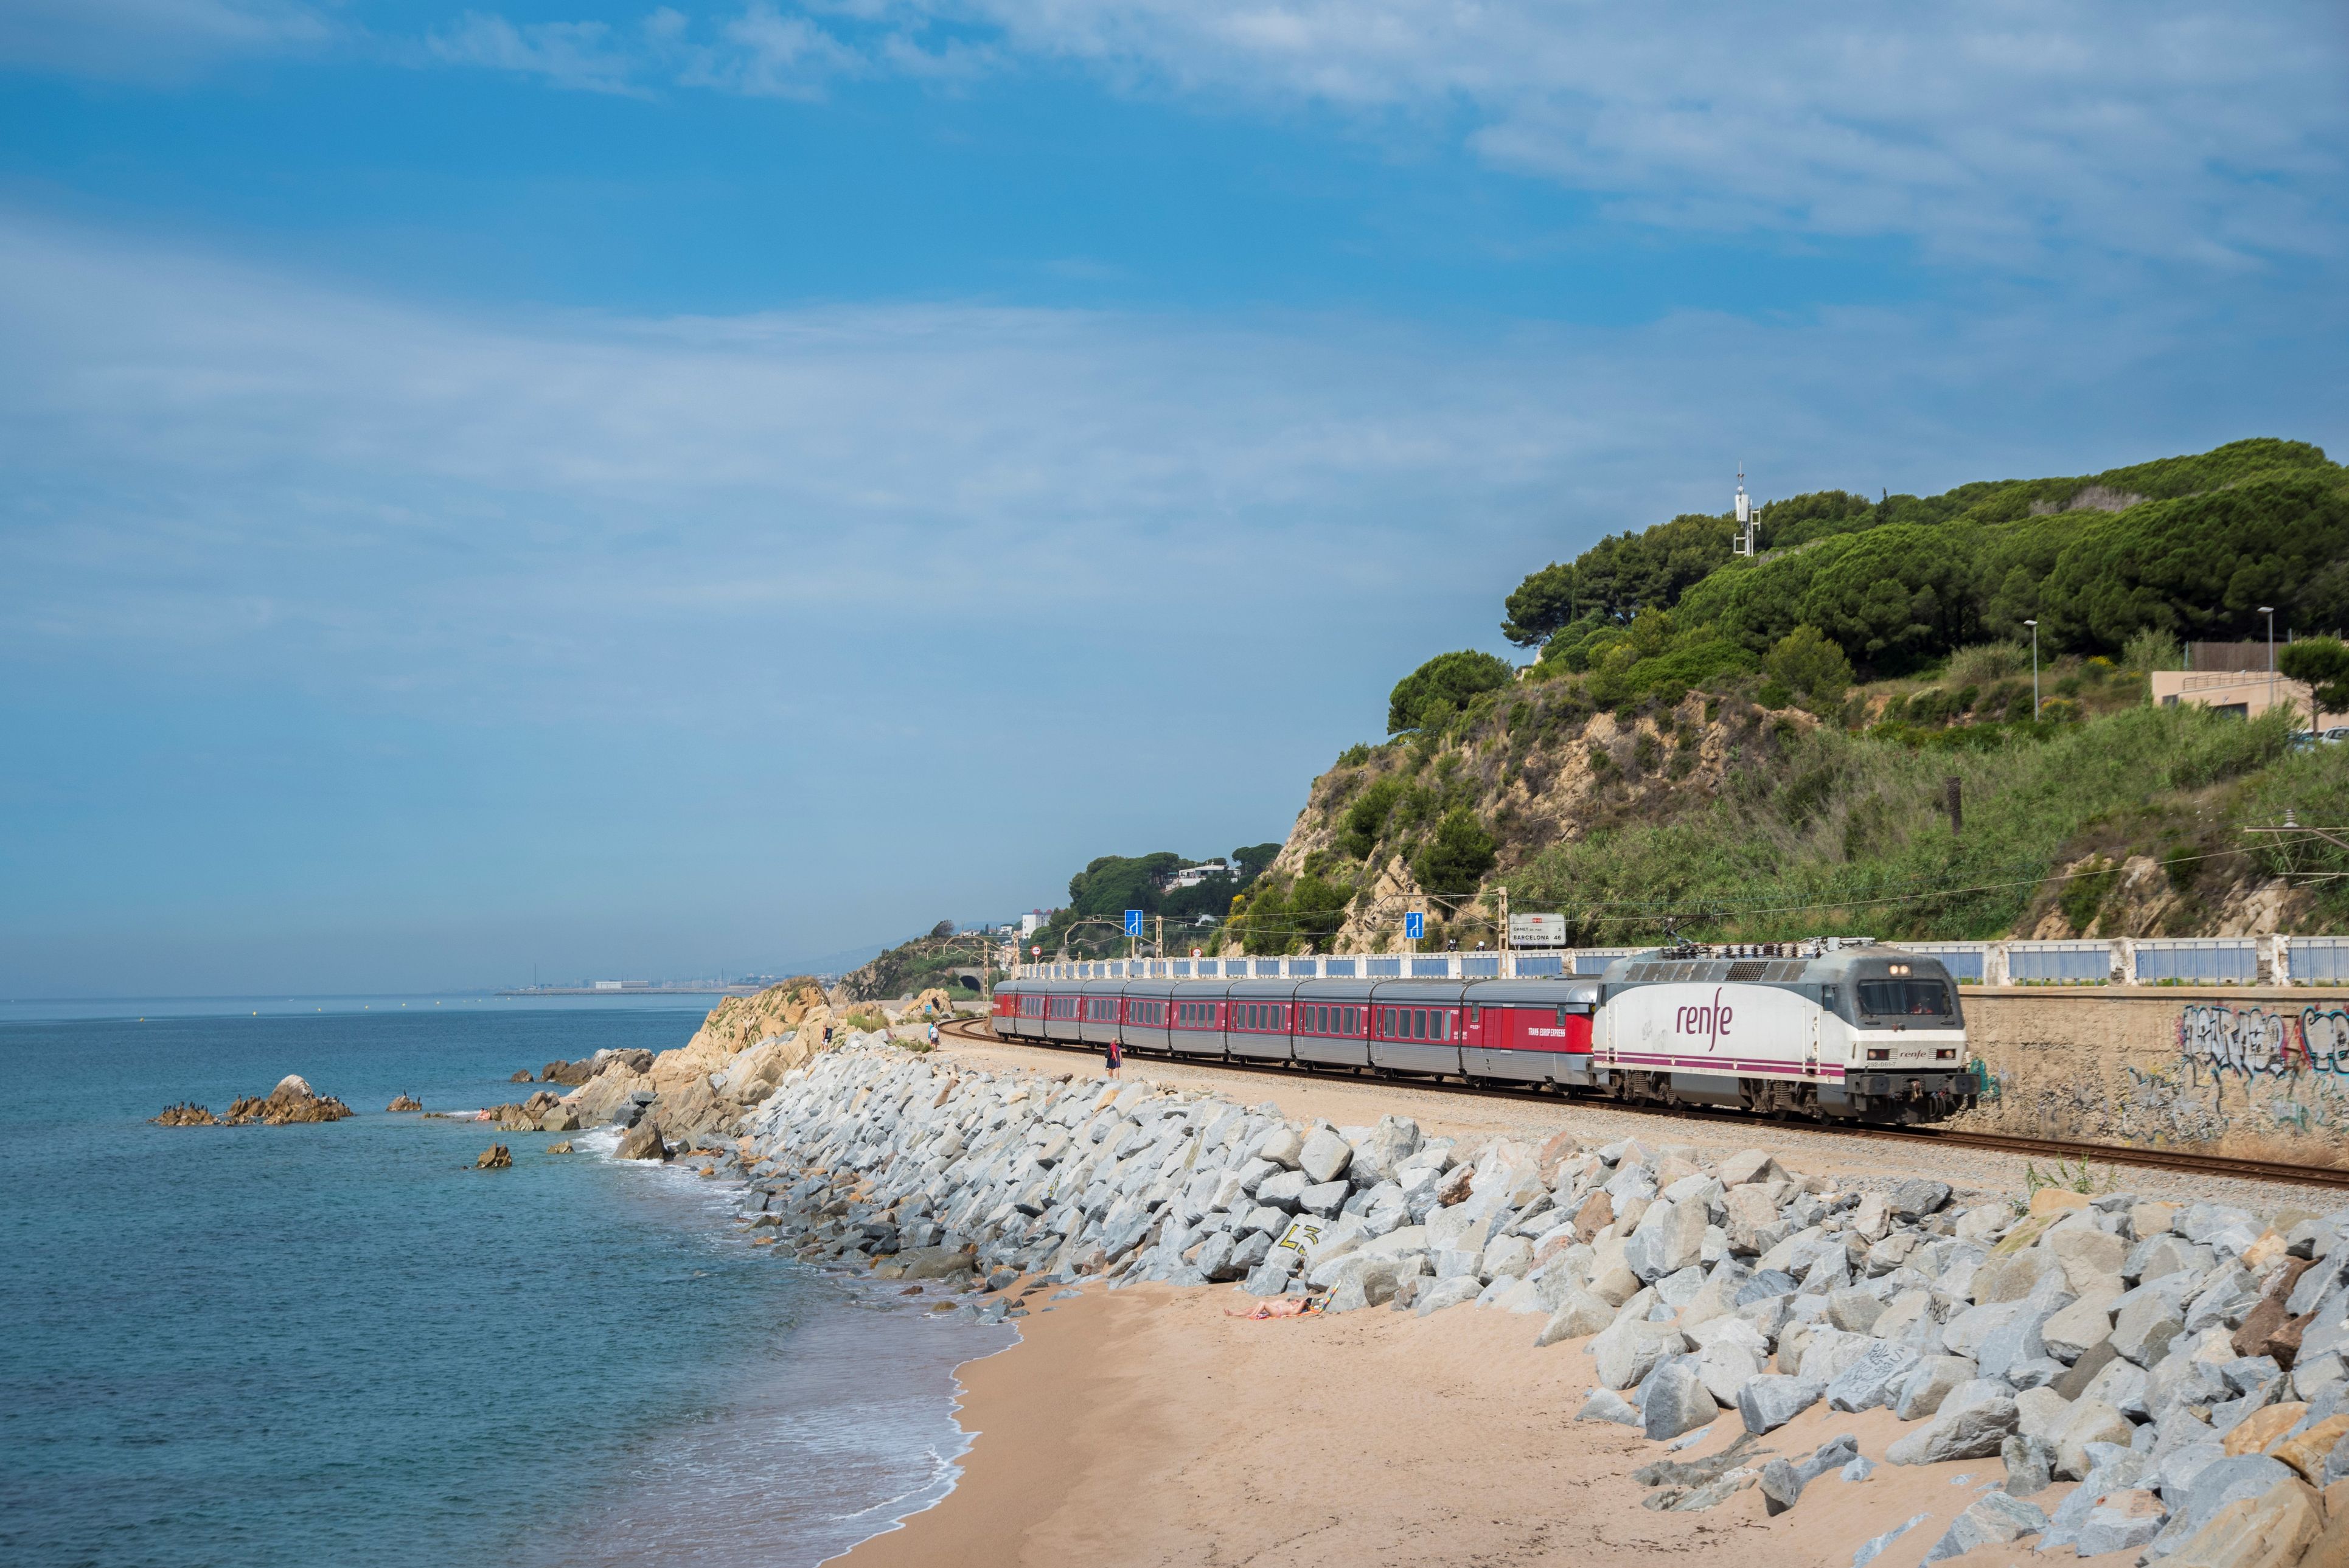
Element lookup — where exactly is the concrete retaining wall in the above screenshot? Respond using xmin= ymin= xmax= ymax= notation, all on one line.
xmin=1955 ymin=985 xmax=2349 ymax=1165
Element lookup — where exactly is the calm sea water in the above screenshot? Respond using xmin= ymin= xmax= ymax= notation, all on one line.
xmin=0 ymin=997 xmax=1004 ymax=1568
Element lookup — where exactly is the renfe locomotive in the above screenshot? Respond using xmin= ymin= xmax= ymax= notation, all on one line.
xmin=990 ymin=938 xmax=1974 ymax=1123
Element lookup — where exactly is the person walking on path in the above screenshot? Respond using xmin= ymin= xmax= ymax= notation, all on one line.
xmin=925 ymin=1020 xmax=939 ymax=1049
xmin=1104 ymin=1032 xmax=1121 ymax=1077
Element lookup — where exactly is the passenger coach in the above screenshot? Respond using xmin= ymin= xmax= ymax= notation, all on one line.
xmin=989 ymin=938 xmax=1973 ymax=1126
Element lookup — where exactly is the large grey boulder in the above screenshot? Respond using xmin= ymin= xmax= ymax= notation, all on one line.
xmin=1348 ymin=1115 xmax=1421 ymax=1185
xmin=1577 ymin=1387 xmax=1642 ymax=1426
xmin=1886 ymin=1395 xmax=2019 ymax=1465
xmin=1298 ymin=1179 xmax=1351 ymax=1218
xmin=1535 ymin=1287 xmax=1615 ymax=1347
xmin=2002 ymin=1432 xmax=2056 ymax=1496
xmin=1641 ymin=1361 xmax=1719 ymax=1441
xmin=1255 ymin=1170 xmax=1312 ymax=1211
xmin=2054 ymin=1398 xmax=2136 ymax=1480
xmin=1321 ymin=1255 xmax=1413 ymax=1314
xmin=1413 ymin=1275 xmax=1484 ymax=1316
xmin=1624 ymin=1198 xmax=1706 ymax=1281
xmin=1298 ymin=1127 xmax=1352 ymax=1185
xmin=1590 ymin=1317 xmax=1685 ymax=1389
xmin=1252 ymin=1125 xmax=1304 ymax=1170
xmin=2014 ymin=1384 xmax=2075 ymax=1445
xmin=1481 ymin=1234 xmax=1534 ymax=1282
xmin=1891 ymin=1179 xmax=1953 ymax=1218
xmin=1738 ymin=1374 xmax=1823 ymax=1435
xmin=2042 ymin=1291 xmax=2121 ymax=1364
xmin=1921 ymin=1491 xmax=2046 ymax=1562
xmin=1828 ymin=1342 xmax=1923 ymax=1414
xmin=2077 ymin=1353 xmax=2151 ymax=1417
xmin=1893 ymin=1356 xmax=1977 ymax=1421
xmin=1826 ymin=1286 xmax=1885 ymax=1334
xmin=1695 ymin=1340 xmax=1764 ymax=1408
xmin=2074 ymin=1490 xmax=2169 ymax=1556
xmin=2147 ymin=1453 xmax=2296 ymax=1558
xmin=1238 ymin=1203 xmax=1290 ymax=1237
xmin=1716 ymin=1150 xmax=1786 ymax=1187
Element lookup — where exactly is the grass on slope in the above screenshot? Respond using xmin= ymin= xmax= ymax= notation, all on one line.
xmin=1508 ymin=704 xmax=2316 ymax=942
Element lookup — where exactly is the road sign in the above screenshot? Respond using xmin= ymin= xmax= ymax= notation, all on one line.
xmin=1509 ymin=913 xmax=1569 ymax=948
xmin=1031 ymin=945 xmax=1041 ymax=958
xmin=1404 ymin=911 xmax=1424 ymax=940
xmin=1124 ymin=909 xmax=1144 ymax=937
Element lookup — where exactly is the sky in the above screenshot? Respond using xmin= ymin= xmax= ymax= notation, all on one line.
xmin=2 ymin=1 xmax=2345 ymax=996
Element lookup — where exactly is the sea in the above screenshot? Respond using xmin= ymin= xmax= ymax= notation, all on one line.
xmin=0 ymin=994 xmax=1008 ymax=1568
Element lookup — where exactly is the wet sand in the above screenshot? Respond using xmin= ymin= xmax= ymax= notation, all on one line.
xmin=835 ymin=1278 xmax=2136 ymax=1568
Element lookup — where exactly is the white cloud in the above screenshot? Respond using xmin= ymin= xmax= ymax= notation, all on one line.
xmin=948 ymin=0 xmax=2347 ymax=269
xmin=419 ymin=0 xmax=2345 ymax=272
xmin=1 ymin=207 xmax=2339 ymax=731
xmin=0 ymin=0 xmax=330 ymax=75
xmin=426 ymin=12 xmax=647 ymax=94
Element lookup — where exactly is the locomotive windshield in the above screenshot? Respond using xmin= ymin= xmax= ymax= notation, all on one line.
xmin=1856 ymin=979 xmax=1953 ymax=1018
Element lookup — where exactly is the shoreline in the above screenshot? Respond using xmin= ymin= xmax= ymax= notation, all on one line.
xmin=581 ymin=1018 xmax=2349 ymax=1568
xmin=832 ymin=1277 xmax=2041 ymax=1568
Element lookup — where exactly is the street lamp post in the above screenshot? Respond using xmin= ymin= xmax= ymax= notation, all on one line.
xmin=2260 ymin=605 xmax=2276 ymax=720
xmin=2024 ymin=619 xmax=2040 ymax=719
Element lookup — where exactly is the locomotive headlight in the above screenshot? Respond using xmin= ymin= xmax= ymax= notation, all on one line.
xmin=1935 ymin=1049 xmax=1956 ymax=1060
xmin=1866 ymin=1048 xmax=1890 ymax=1061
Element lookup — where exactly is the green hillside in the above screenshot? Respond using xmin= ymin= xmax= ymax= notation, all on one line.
xmin=1229 ymin=439 xmax=2349 ymax=954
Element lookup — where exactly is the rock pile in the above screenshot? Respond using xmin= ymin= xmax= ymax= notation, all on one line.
xmin=475 ymin=1144 xmax=512 ymax=1170
xmin=529 ymin=1050 xmax=653 ymax=1086
xmin=153 ymin=1075 xmax=354 ymax=1126
xmin=722 ymin=1046 xmax=2349 ymax=1567
xmin=387 ymin=1094 xmax=423 ymax=1112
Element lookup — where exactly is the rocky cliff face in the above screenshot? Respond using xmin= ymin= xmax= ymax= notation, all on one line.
xmin=1264 ymin=689 xmax=1798 ymax=952
xmin=549 ymin=980 xmax=962 ymax=1158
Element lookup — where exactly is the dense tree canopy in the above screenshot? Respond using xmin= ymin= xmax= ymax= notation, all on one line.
xmin=1388 ymin=649 xmax=1515 ymax=732
xmin=1413 ymin=807 xmax=1498 ymax=893
xmin=1497 ymin=439 xmax=2344 ymax=676
xmin=1501 ymin=512 xmax=1736 ymax=645
xmin=2281 ymin=639 xmax=2349 ymax=715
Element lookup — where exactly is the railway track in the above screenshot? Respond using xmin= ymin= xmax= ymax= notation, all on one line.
xmin=940 ymin=1018 xmax=2349 ymax=1192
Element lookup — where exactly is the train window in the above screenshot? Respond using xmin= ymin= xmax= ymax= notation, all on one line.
xmin=1430 ymin=1010 xmax=1447 ymax=1041
xmin=1858 ymin=979 xmax=1952 ymax=1017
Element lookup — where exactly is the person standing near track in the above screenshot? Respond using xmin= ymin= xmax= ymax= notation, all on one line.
xmin=1104 ymin=1030 xmax=1121 ymax=1077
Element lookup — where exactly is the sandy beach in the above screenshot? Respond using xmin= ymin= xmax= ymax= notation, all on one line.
xmin=840 ymin=1277 xmax=2134 ymax=1568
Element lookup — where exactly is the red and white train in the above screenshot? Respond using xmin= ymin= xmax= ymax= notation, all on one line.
xmin=990 ymin=940 xmax=1974 ymax=1123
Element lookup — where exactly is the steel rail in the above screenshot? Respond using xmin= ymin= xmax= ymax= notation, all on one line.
xmin=939 ymin=1018 xmax=2349 ymax=1191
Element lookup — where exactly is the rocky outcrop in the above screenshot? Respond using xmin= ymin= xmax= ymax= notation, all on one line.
xmin=387 ymin=1094 xmax=422 ymax=1112
xmin=158 ymin=1075 xmax=355 ymax=1126
xmin=547 ymin=984 xmax=875 ymax=1152
xmin=481 ymin=1091 xmax=564 ymax=1131
xmin=649 ymin=980 xmax=833 ymax=1099
xmin=615 ymin=1121 xmax=668 ymax=1161
xmin=528 ymin=1049 xmax=652 ymax=1087
xmin=475 ymin=1144 xmax=512 ymax=1169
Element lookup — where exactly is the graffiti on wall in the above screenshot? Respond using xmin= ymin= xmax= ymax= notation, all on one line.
xmin=2175 ymin=1002 xmax=2349 ymax=1077
xmin=2167 ymin=1001 xmax=2349 ymax=1139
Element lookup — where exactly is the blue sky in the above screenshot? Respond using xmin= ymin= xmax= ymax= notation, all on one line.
xmin=2 ymin=0 xmax=2344 ymax=995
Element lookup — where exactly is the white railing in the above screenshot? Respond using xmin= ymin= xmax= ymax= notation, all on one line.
xmin=1009 ymin=932 xmax=2330 ymax=985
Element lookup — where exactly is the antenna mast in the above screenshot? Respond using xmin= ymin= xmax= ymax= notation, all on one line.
xmin=1733 ymin=462 xmax=1758 ymax=557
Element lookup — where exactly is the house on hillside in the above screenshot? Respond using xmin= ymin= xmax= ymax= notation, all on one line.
xmin=2151 ymin=640 xmax=2345 ymax=728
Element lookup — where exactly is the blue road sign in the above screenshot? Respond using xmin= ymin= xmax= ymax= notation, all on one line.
xmin=1124 ymin=909 xmax=1144 ymax=937
xmin=1404 ymin=911 xmax=1424 ymax=940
